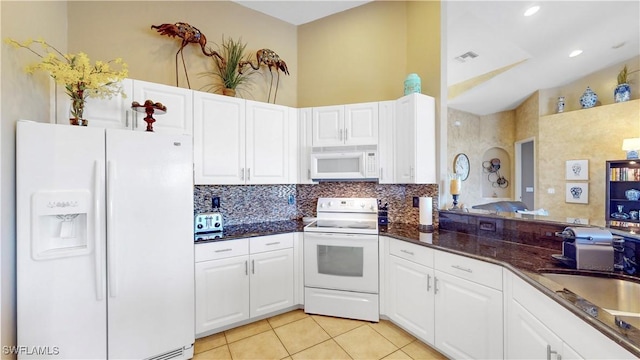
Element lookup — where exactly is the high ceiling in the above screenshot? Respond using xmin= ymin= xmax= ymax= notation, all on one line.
xmin=233 ymin=1 xmax=640 ymax=115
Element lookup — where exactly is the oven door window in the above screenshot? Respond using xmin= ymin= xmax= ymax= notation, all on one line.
xmin=317 ymin=245 xmax=363 ymax=277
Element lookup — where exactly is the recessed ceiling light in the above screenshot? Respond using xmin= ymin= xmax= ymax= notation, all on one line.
xmin=569 ymin=49 xmax=583 ymax=58
xmin=524 ymin=5 xmax=540 ymax=16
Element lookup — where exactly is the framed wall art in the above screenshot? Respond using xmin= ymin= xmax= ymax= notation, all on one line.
xmin=566 ymin=182 xmax=589 ymax=204
xmin=565 ymin=159 xmax=589 ymax=180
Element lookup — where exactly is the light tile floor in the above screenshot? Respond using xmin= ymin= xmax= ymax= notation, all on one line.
xmin=194 ymin=309 xmax=447 ymax=360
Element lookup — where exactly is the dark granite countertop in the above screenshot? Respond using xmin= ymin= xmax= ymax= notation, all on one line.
xmin=195 ymin=219 xmax=640 ymax=356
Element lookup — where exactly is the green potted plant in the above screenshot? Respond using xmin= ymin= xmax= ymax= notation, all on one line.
xmin=615 ymin=65 xmax=639 ymax=103
xmin=201 ymin=36 xmax=255 ymax=97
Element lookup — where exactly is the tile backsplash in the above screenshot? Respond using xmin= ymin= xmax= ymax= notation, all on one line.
xmin=195 ymin=182 xmax=439 ymax=227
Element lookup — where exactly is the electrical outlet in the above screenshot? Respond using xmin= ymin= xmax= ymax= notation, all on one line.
xmin=413 ymin=196 xmax=419 ymax=207
xmin=212 ymin=196 xmax=220 ymax=209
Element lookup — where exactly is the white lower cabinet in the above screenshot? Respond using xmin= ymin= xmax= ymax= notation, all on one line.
xmin=505 ymin=271 xmax=635 ymax=360
xmin=195 ymin=234 xmax=295 ymax=337
xmin=385 ymin=238 xmax=503 ymax=359
xmin=387 ymin=252 xmax=435 ymax=343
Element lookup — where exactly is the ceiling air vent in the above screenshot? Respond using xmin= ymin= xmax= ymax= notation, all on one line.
xmin=454 ymin=51 xmax=479 ymax=63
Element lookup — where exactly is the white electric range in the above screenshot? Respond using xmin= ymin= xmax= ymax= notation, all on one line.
xmin=303 ymin=197 xmax=380 ymax=322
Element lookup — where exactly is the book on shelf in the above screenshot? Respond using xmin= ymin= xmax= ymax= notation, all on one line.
xmin=609 ymin=167 xmax=640 ymax=181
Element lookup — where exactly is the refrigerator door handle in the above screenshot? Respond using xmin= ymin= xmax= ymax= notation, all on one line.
xmin=94 ymin=161 xmax=105 ymax=301
xmin=107 ymin=160 xmax=118 ymax=297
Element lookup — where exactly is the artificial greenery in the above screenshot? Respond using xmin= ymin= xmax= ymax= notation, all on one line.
xmin=201 ymin=36 xmax=255 ymax=95
xmin=5 ymin=38 xmax=128 ymax=120
xmin=617 ymin=64 xmax=639 ymax=85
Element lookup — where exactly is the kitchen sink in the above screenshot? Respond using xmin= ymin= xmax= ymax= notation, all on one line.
xmin=539 ymin=272 xmax=640 ymax=328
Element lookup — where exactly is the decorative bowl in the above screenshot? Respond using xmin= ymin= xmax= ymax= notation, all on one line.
xmin=625 ymin=189 xmax=640 ymax=201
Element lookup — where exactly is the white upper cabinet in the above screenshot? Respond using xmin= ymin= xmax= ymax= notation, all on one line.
xmin=193 ymin=92 xmax=295 ymax=185
xmin=54 ymin=79 xmax=193 ymax=135
xmin=312 ymin=103 xmax=378 ymax=147
xmin=377 ymin=100 xmax=395 ymax=184
xmin=193 ymin=92 xmax=246 ymax=185
xmin=297 ymin=108 xmax=317 ymax=184
xmin=394 ymin=93 xmax=436 ymax=184
xmin=131 ymin=79 xmax=193 ymax=135
xmin=245 ymin=100 xmax=295 ymax=185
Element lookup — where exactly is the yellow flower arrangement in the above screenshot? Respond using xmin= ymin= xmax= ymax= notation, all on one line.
xmin=5 ymin=38 xmax=128 ymax=124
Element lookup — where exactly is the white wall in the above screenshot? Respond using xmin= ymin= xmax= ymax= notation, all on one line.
xmin=0 ymin=2 xmax=67 ymax=357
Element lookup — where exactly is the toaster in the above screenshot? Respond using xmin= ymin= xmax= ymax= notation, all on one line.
xmin=555 ymin=227 xmax=617 ymax=271
xmin=194 ymin=212 xmax=223 ymax=233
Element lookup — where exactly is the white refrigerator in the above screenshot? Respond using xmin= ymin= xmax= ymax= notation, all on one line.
xmin=16 ymin=120 xmax=195 ymax=360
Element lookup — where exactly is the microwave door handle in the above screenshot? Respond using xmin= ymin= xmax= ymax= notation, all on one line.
xmin=345 ymin=128 xmax=348 ymax=141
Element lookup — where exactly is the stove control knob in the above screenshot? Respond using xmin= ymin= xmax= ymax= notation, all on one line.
xmin=214 ymin=222 xmax=221 ymax=228
xmin=328 ymin=201 xmax=333 ymax=207
xmin=369 ymin=205 xmax=375 ymax=211
xmin=197 ymin=224 xmax=203 ymax=229
xmin=360 ymin=202 xmax=365 ymax=208
xmin=320 ymin=202 xmax=325 ymax=208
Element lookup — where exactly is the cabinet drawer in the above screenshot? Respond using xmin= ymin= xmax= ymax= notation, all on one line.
xmin=435 ymin=250 xmax=502 ymax=291
xmin=250 ymin=233 xmax=294 ymax=254
xmin=195 ymin=238 xmax=249 ymax=262
xmin=389 ymin=239 xmax=434 ymax=267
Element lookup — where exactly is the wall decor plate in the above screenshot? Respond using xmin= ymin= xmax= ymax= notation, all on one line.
xmin=453 ymin=153 xmax=470 ymax=181
xmin=566 ymin=182 xmax=589 ymax=204
xmin=625 ymin=189 xmax=640 ymax=201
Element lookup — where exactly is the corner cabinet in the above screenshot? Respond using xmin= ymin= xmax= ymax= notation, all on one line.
xmin=54 ymin=79 xmax=193 ymax=135
xmin=193 ymin=92 xmax=296 ymax=185
xmin=606 ymin=160 xmax=640 ymax=223
xmin=394 ymin=93 xmax=436 ymax=184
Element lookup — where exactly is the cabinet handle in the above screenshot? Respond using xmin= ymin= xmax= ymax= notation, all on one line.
xmin=247 ymin=168 xmax=251 ymax=181
xmin=410 ymin=166 xmax=414 ymax=179
xmin=245 ymin=260 xmax=248 ymax=275
xmin=252 ymin=259 xmax=255 ymax=274
xmin=345 ymin=128 xmax=348 ymax=141
xmin=125 ymin=111 xmax=129 ymax=128
xmin=400 ymin=249 xmax=415 ymax=256
xmin=307 ymin=169 xmax=311 ymax=180
xmin=434 ymin=277 xmax=439 ymax=294
xmin=241 ymin=168 xmax=245 ymax=180
xmin=215 ymin=248 xmax=232 ymax=253
xmin=339 ymin=129 xmax=343 ymax=141
xmin=266 ymin=242 xmax=280 ymax=246
xmin=134 ymin=112 xmax=138 ymax=129
xmin=452 ymin=265 xmax=473 ymax=273
xmin=547 ymin=345 xmax=561 ymax=360
xmin=427 ymin=274 xmax=431 ymax=292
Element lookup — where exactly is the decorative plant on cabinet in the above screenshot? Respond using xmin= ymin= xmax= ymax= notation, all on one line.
xmin=5 ymin=38 xmax=128 ymax=126
xmin=202 ymin=36 xmax=255 ymax=97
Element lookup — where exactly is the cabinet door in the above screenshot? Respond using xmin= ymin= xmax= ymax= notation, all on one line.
xmin=378 ymin=101 xmax=395 ymax=184
xmin=131 ymin=79 xmax=193 ymax=135
xmin=195 ymin=256 xmax=250 ymax=336
xmin=394 ymin=95 xmax=416 ymax=183
xmin=506 ymin=298 xmax=564 ymax=359
xmin=344 ymin=102 xmax=378 ymax=146
xmin=250 ymin=248 xmax=294 ymax=318
xmin=246 ymin=100 xmax=292 ymax=184
xmin=387 ymin=255 xmax=435 ymax=344
xmin=298 ymin=108 xmax=317 ymax=184
xmin=193 ymin=92 xmax=246 ymax=184
xmin=312 ymin=105 xmax=344 ymax=146
xmin=434 ymin=270 xmax=503 ymax=359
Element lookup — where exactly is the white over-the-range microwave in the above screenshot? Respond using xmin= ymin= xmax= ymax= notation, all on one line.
xmin=310 ymin=146 xmax=378 ymax=180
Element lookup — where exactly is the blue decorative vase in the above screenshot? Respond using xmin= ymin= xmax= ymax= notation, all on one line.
xmin=404 ymin=73 xmax=421 ymax=95
xmin=579 ymin=86 xmax=598 ymax=108
xmin=614 ymin=83 xmax=631 ymax=103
